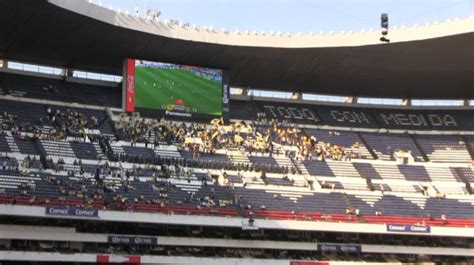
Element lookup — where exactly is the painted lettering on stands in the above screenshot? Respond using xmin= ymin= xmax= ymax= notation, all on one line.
xmin=380 ymin=113 xmax=457 ymax=127
xmin=263 ymin=105 xmax=318 ymax=121
xmin=330 ymin=110 xmax=370 ymax=124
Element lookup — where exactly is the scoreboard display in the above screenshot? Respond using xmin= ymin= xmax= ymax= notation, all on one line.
xmin=124 ymin=59 xmax=224 ymax=118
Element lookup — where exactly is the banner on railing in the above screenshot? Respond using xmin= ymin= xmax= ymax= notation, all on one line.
xmin=386 ymin=224 xmax=431 ymax=233
xmin=108 ymin=235 xmax=157 ymax=245
xmin=317 ymin=243 xmax=361 ymax=253
xmin=45 ymin=207 xmax=99 ymax=218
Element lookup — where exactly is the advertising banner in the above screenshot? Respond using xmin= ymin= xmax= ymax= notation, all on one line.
xmin=386 ymin=224 xmax=431 ymax=233
xmin=108 ymin=235 xmax=157 ymax=245
xmin=317 ymin=244 xmax=361 ymax=253
xmin=45 ymin=207 xmax=99 ymax=218
xmin=125 ymin=58 xmax=136 ymax=112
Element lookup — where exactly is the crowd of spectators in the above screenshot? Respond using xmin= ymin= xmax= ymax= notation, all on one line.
xmin=113 ymin=114 xmax=361 ymax=175
xmin=0 ymin=103 xmax=466 ymax=228
xmin=2 ymin=105 xmax=103 ymax=141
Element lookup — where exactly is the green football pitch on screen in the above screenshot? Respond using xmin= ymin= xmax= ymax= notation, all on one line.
xmin=135 ymin=62 xmax=223 ymax=116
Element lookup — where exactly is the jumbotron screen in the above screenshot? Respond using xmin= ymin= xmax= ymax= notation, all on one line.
xmin=134 ymin=60 xmax=223 ymax=116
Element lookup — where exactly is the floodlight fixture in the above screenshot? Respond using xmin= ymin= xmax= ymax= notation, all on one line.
xmin=380 ymin=13 xmax=390 ymax=42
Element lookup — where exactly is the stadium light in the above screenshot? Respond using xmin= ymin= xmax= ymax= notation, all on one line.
xmin=134 ymin=5 xmax=139 ymax=17
xmin=380 ymin=13 xmax=390 ymax=43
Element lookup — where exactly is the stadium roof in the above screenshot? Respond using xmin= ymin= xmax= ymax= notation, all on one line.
xmin=0 ymin=0 xmax=473 ymax=99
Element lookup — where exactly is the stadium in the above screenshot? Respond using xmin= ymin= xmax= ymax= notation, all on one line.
xmin=0 ymin=0 xmax=473 ymax=264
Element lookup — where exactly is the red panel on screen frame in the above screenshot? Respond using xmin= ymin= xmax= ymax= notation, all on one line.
xmin=126 ymin=58 xmax=135 ymax=112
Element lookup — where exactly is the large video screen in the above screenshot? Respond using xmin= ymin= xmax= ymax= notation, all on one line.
xmin=134 ymin=60 xmax=223 ymax=116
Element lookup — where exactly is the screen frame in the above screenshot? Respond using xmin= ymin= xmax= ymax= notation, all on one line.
xmin=124 ymin=58 xmax=226 ymax=120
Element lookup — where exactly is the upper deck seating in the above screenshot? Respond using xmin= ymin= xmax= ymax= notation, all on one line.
xmin=415 ymin=135 xmax=471 ymax=163
xmin=304 ymin=129 xmax=372 ymax=159
xmin=361 ymin=133 xmax=423 ymax=161
xmin=0 ymin=72 xmax=121 ymax=108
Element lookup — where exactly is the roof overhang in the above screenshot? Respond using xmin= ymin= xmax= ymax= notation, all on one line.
xmin=0 ymin=0 xmax=472 ymax=99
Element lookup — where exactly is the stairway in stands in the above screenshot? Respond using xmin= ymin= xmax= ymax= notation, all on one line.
xmin=342 ymin=193 xmax=365 ymax=222
xmin=154 ymin=145 xmax=181 ymax=158
xmin=93 ymin=142 xmax=107 ymax=160
xmin=356 ymin=132 xmax=378 ymax=160
xmin=4 ymin=134 xmax=20 ymax=153
xmin=273 ymin=155 xmax=294 ymax=170
xmin=409 ymin=135 xmax=430 ymax=162
xmin=462 ymin=135 xmax=474 ymax=161
xmin=294 ymin=159 xmax=309 ymax=175
xmin=227 ymin=147 xmax=250 ymax=164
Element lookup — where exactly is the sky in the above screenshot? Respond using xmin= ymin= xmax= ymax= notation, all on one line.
xmin=98 ymin=0 xmax=474 ymax=33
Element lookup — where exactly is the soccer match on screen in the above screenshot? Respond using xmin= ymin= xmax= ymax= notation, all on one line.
xmin=134 ymin=60 xmax=223 ymax=116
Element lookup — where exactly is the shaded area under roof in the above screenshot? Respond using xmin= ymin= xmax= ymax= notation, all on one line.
xmin=0 ymin=0 xmax=473 ymax=99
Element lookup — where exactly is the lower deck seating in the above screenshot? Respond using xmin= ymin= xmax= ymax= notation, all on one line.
xmin=1 ymin=97 xmax=474 ymax=228
xmin=303 ymin=160 xmax=335 ymax=177
xmin=15 ymin=137 xmax=41 ymax=155
xmin=0 ymin=134 xmax=11 ymax=153
xmin=69 ymin=141 xmax=99 ymax=160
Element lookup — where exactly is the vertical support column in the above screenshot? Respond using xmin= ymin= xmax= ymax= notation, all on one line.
xmin=346 ymin=96 xmax=357 ymax=104
xmin=291 ymin=92 xmax=302 ymax=100
xmin=402 ymin=98 xmax=412 ymax=106
xmin=462 ymin=99 xmax=470 ymax=107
